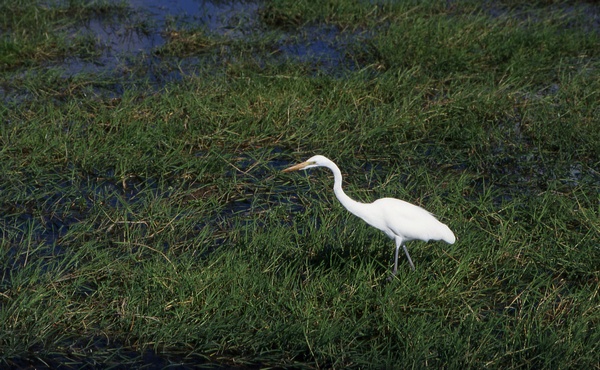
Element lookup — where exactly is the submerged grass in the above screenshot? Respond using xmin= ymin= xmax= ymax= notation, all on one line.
xmin=1 ymin=0 xmax=599 ymax=368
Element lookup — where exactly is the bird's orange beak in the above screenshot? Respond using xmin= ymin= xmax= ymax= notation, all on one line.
xmin=282 ymin=160 xmax=313 ymax=172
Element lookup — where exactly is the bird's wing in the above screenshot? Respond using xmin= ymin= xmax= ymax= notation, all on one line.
xmin=376 ymin=198 xmax=453 ymax=243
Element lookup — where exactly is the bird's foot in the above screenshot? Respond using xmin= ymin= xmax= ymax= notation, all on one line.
xmin=386 ymin=270 xmax=398 ymax=282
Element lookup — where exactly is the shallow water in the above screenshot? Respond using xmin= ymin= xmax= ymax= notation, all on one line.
xmin=57 ymin=0 xmax=356 ymax=83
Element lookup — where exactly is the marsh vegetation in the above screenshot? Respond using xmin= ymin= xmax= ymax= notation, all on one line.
xmin=1 ymin=0 xmax=599 ymax=368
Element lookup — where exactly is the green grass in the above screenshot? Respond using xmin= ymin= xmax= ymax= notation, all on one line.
xmin=1 ymin=0 xmax=599 ymax=368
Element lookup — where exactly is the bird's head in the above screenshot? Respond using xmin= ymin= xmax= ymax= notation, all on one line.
xmin=282 ymin=155 xmax=330 ymax=172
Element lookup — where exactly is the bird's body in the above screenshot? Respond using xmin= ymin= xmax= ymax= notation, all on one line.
xmin=283 ymin=155 xmax=455 ymax=274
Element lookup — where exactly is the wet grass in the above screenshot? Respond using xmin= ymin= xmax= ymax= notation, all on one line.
xmin=1 ymin=0 xmax=600 ymax=368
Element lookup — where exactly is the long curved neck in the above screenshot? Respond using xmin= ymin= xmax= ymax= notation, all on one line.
xmin=326 ymin=161 xmax=365 ymax=216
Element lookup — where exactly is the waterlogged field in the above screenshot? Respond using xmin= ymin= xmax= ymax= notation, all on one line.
xmin=1 ymin=0 xmax=599 ymax=368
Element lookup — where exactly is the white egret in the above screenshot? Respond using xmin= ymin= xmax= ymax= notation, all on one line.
xmin=283 ymin=155 xmax=455 ymax=274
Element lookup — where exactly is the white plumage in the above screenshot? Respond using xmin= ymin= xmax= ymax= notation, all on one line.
xmin=284 ymin=155 xmax=455 ymax=274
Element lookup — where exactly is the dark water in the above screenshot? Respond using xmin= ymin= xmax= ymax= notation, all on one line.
xmin=57 ymin=0 xmax=358 ymax=84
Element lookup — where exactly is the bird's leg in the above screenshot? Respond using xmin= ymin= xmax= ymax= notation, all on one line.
xmin=403 ymin=244 xmax=415 ymax=271
xmin=392 ymin=244 xmax=400 ymax=275
xmin=386 ymin=244 xmax=401 ymax=282
xmin=389 ymin=239 xmax=414 ymax=280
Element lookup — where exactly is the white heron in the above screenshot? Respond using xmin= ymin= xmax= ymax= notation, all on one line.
xmin=283 ymin=155 xmax=455 ymax=274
